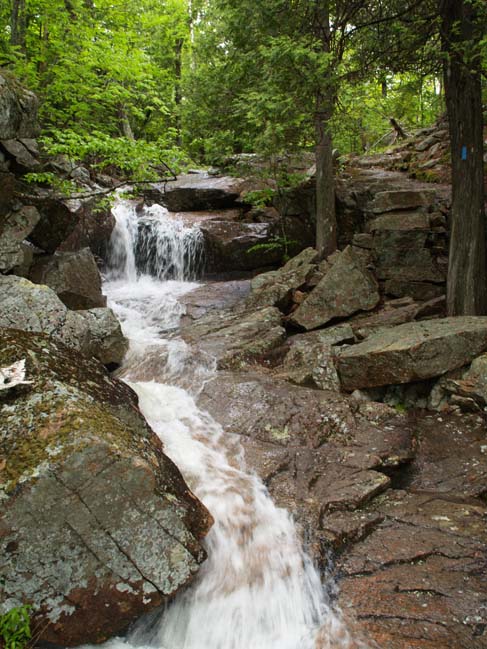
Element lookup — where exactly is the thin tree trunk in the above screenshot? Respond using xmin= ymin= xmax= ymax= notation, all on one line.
xmin=119 ymin=106 xmax=135 ymax=140
xmin=174 ymin=37 xmax=183 ymax=147
xmin=441 ymin=0 xmax=487 ymax=315
xmin=10 ymin=0 xmax=26 ymax=50
xmin=315 ymin=97 xmax=336 ymax=258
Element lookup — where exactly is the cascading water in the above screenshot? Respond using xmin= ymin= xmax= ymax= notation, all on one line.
xmin=100 ymin=198 xmax=364 ymax=649
xmin=108 ymin=199 xmax=204 ymax=282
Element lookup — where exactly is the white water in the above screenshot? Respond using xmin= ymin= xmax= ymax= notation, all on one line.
xmin=101 ymin=200 xmax=363 ymax=649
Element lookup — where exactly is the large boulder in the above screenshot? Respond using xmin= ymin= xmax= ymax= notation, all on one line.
xmin=367 ymin=189 xmax=437 ymax=213
xmin=0 ymin=72 xmax=39 ymax=139
xmin=0 ymin=206 xmax=40 ymax=272
xmin=78 ymin=307 xmax=129 ymax=367
xmin=201 ymin=220 xmax=283 ymax=271
xmin=28 ymin=247 xmax=107 ymax=310
xmin=58 ymin=200 xmax=116 ymax=258
xmin=335 ymin=317 xmax=487 ymax=391
xmin=157 ymin=174 xmax=245 ymax=212
xmin=245 ymin=247 xmax=319 ymax=309
xmin=0 ymin=275 xmax=127 ymax=366
xmin=0 ymin=138 xmax=40 ymax=173
xmin=290 ymin=246 xmax=380 ymax=331
xmin=0 ymin=328 xmax=212 ymax=646
xmin=28 ymin=195 xmax=83 ymax=253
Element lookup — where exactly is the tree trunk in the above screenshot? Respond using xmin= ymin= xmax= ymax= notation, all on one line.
xmin=315 ymin=98 xmax=336 ymax=258
xmin=10 ymin=0 xmax=26 ymax=50
xmin=440 ymin=0 xmax=487 ymax=315
xmin=174 ymin=38 xmax=184 ymax=147
xmin=119 ymin=106 xmax=135 ymax=140
xmin=313 ymin=0 xmax=336 ymax=258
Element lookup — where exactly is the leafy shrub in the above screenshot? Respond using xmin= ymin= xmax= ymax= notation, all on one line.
xmin=40 ymin=130 xmax=191 ymax=181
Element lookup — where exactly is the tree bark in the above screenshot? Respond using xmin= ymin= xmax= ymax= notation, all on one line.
xmin=174 ymin=37 xmax=184 ymax=147
xmin=440 ymin=0 xmax=487 ymax=315
xmin=315 ymin=98 xmax=336 ymax=258
xmin=10 ymin=0 xmax=26 ymax=50
xmin=313 ymin=0 xmax=336 ymax=258
xmin=118 ymin=106 xmax=135 ymax=140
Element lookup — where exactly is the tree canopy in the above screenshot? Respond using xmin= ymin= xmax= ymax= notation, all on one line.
xmin=1 ymin=0 xmax=486 ymax=312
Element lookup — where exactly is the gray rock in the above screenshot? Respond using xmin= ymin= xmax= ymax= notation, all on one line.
xmin=366 ymin=211 xmax=431 ymax=232
xmin=245 ymin=247 xmax=319 ymax=309
xmin=79 ymin=307 xmax=129 ymax=366
xmin=336 ymin=317 xmax=487 ymax=390
xmin=0 ymin=206 xmax=40 ymax=272
xmin=201 ymin=220 xmax=283 ymax=272
xmin=0 ymin=328 xmax=212 ymax=646
xmin=373 ymin=230 xmax=446 ymax=283
xmin=28 ymin=196 xmax=83 ymax=253
xmin=290 ymin=246 xmax=380 ymax=331
xmin=29 ymin=247 xmax=107 ymax=310
xmin=0 ymin=72 xmax=40 ymax=139
xmin=441 ymin=353 xmax=487 ymax=408
xmin=278 ymin=324 xmax=354 ymax=390
xmin=0 ymin=276 xmax=127 ymax=366
xmin=368 ymin=189 xmax=437 ymax=214
xmin=0 ymin=138 xmax=40 ymax=171
xmin=384 ymin=278 xmax=446 ymax=301
xmin=59 ymin=199 xmax=116 ymax=258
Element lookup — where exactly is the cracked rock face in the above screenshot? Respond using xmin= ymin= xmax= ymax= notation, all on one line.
xmin=0 ymin=72 xmax=40 ymax=139
xmin=0 ymin=329 xmax=213 ymax=646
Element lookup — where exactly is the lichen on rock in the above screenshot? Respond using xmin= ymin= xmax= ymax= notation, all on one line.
xmin=0 ymin=328 xmax=213 ymax=646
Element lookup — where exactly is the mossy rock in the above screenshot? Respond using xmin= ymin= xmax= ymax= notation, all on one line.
xmin=0 ymin=328 xmax=212 ymax=646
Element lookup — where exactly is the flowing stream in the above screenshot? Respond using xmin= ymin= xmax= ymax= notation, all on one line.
xmin=101 ymin=199 xmax=362 ymax=649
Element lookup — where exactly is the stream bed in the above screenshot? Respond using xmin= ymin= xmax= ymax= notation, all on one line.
xmin=98 ymin=199 xmax=362 ymax=649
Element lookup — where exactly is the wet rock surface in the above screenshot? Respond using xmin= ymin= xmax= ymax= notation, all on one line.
xmin=184 ymin=260 xmax=487 ymax=648
xmin=194 ymin=365 xmax=487 ymax=649
xmin=181 ymin=305 xmax=286 ymax=369
xmin=155 ymin=173 xmax=246 ymax=211
xmin=0 ymin=329 xmax=213 ymax=646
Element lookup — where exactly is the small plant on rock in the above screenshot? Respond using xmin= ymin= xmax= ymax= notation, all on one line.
xmin=0 ymin=605 xmax=32 ymax=649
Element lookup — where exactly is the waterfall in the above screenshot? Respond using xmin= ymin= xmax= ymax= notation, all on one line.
xmin=97 ymin=198 xmax=364 ymax=649
xmin=107 ymin=200 xmax=204 ymax=282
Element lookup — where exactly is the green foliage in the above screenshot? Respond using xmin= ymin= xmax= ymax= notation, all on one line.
xmin=242 ymin=188 xmax=275 ymax=209
xmin=394 ymin=403 xmax=407 ymax=414
xmin=247 ymin=236 xmax=298 ymax=262
xmin=92 ymin=195 xmax=115 ymax=214
xmin=23 ymin=172 xmax=76 ymax=195
xmin=1 ymin=0 xmax=190 ymax=146
xmin=40 ymin=130 xmax=190 ymax=180
xmin=0 ymin=605 xmax=32 ymax=649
